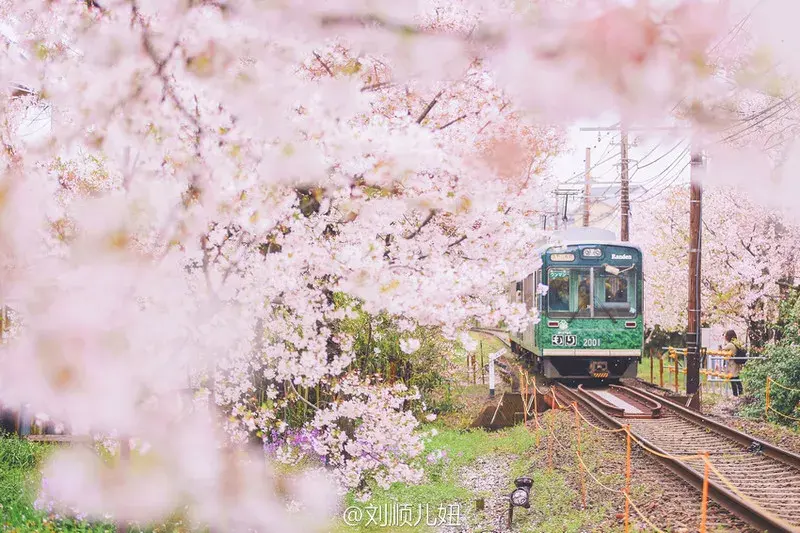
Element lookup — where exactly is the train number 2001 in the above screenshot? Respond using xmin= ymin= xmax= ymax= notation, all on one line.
xmin=551 ymin=334 xmax=577 ymax=347
xmin=582 ymin=338 xmax=601 ymax=347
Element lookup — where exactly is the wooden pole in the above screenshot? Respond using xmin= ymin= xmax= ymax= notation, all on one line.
xmin=766 ymin=377 xmax=771 ymax=418
xmin=624 ymin=426 xmax=632 ymax=533
xmin=700 ymin=453 xmax=710 ymax=533
xmin=575 ymin=405 xmax=586 ymax=508
xmin=480 ymin=341 xmax=485 ymax=385
xmin=547 ymin=415 xmax=553 ymax=469
xmin=674 ymin=354 xmax=679 ymax=393
xmin=472 ymin=352 xmax=477 ymax=385
xmin=686 ymin=147 xmax=704 ymax=396
xmin=620 ymin=129 xmax=630 ymax=241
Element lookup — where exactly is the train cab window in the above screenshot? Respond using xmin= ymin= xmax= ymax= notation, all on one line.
xmin=547 ymin=268 xmax=591 ymax=317
xmin=547 ymin=269 xmax=569 ymax=312
xmin=594 ymin=266 xmax=636 ymax=317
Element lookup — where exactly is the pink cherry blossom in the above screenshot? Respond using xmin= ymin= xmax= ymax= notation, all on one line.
xmin=0 ymin=0 xmax=780 ymax=529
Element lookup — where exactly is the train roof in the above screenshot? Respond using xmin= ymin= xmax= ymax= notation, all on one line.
xmin=535 ymin=227 xmax=642 ymax=253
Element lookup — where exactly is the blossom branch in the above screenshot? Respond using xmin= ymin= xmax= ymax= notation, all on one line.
xmin=313 ymin=52 xmax=335 ymax=77
xmin=416 ymin=91 xmax=443 ymax=124
xmin=404 ymin=210 xmax=437 ymax=239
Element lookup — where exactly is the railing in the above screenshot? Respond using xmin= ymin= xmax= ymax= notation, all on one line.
xmin=638 ymin=346 xmax=765 ymax=397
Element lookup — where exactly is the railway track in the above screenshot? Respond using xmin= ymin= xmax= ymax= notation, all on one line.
xmin=575 ymin=384 xmax=662 ymax=418
xmin=471 ymin=328 xmax=800 ymax=531
xmin=556 ymin=382 xmax=800 ymax=532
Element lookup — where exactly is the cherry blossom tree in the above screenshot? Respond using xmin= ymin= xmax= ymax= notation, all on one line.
xmin=0 ymin=0 xmax=739 ymax=529
xmin=635 ymin=185 xmax=800 ymax=345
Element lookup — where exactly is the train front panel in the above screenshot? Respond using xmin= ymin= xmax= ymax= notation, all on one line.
xmin=535 ymin=243 xmax=643 ymax=380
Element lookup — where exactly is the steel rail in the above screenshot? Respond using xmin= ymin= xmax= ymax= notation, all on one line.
xmin=576 ymin=384 xmax=662 ymax=419
xmin=610 ymin=384 xmax=663 ymax=418
xmin=634 ymin=386 xmax=800 ymax=471
xmin=555 ymin=382 xmax=799 ymax=533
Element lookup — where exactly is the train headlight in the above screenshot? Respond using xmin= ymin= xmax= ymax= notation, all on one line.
xmin=510 ymin=477 xmax=533 ymax=508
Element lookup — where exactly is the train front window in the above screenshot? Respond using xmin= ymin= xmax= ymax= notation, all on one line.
xmin=547 ymin=268 xmax=591 ymax=317
xmin=594 ymin=266 xmax=637 ymax=318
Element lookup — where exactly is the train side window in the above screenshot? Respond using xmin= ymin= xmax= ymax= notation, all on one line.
xmin=535 ymin=270 xmax=542 ymax=310
xmin=523 ymin=274 xmax=534 ymax=310
xmin=515 ymin=281 xmax=523 ymax=303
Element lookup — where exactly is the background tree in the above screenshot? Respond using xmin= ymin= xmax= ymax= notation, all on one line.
xmin=635 ymin=185 xmax=800 ymax=346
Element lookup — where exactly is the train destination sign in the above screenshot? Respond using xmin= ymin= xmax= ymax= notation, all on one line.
xmin=549 ymin=253 xmax=575 ymax=262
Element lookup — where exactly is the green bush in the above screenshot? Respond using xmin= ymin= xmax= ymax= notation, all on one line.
xmin=336 ymin=295 xmax=458 ymax=415
xmin=740 ymin=344 xmax=800 ymax=424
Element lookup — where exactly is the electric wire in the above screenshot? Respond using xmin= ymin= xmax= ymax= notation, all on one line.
xmin=720 ymin=95 xmax=797 ymax=144
xmin=562 ymin=133 xmax=618 ymax=185
xmin=634 ymin=161 xmax=691 ymax=205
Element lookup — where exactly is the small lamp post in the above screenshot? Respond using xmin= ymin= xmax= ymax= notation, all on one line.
xmin=507 ymin=476 xmax=533 ymax=528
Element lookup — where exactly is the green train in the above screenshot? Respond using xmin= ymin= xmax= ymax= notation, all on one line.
xmin=508 ymin=229 xmax=644 ymax=380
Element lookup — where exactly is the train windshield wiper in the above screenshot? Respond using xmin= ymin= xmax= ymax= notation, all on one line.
xmin=566 ymin=306 xmax=588 ymax=324
xmin=596 ymin=304 xmax=617 ymax=323
xmin=566 ymin=309 xmax=580 ymax=324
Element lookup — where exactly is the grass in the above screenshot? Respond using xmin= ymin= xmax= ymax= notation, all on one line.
xmin=501 ymin=417 xmax=617 ymax=533
xmin=511 ymin=469 xmax=608 ymax=533
xmin=0 ymin=389 xmax=642 ymax=533
xmin=3 ymin=428 xmax=525 ymax=533
xmin=436 ymin=332 xmax=516 ymax=429
xmin=470 ymin=333 xmax=506 ymax=359
xmin=448 ymin=332 xmax=506 ymax=384
xmin=329 ymin=419 xmax=625 ymax=533
xmin=637 ymin=354 xmax=713 ymax=393
xmin=329 ymin=424 xmax=539 ymax=533
xmin=0 ymin=436 xmax=116 ymax=532
xmin=0 ymin=437 xmax=196 ymax=533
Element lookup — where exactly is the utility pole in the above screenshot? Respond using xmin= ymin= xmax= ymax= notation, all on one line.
xmin=553 ymin=189 xmax=580 ymax=229
xmin=686 ymin=145 xmax=704 ymax=399
xmin=580 ymin=124 xmax=634 ymax=240
xmin=583 ymin=147 xmax=591 ymax=227
xmin=554 ymin=193 xmax=559 ymax=230
xmin=579 ymin=124 xmax=688 ymax=238
xmin=620 ymin=129 xmax=630 ymax=241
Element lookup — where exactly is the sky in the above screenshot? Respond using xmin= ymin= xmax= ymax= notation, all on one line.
xmin=549 ymin=115 xmax=692 ymax=236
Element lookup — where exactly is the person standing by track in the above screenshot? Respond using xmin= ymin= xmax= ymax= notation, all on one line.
xmin=722 ymin=330 xmax=744 ymax=397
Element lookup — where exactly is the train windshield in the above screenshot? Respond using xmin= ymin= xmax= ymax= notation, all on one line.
xmin=547 ymin=268 xmax=592 ymax=317
xmin=594 ymin=266 xmax=636 ymax=318
xmin=547 ymin=266 xmax=637 ymax=318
